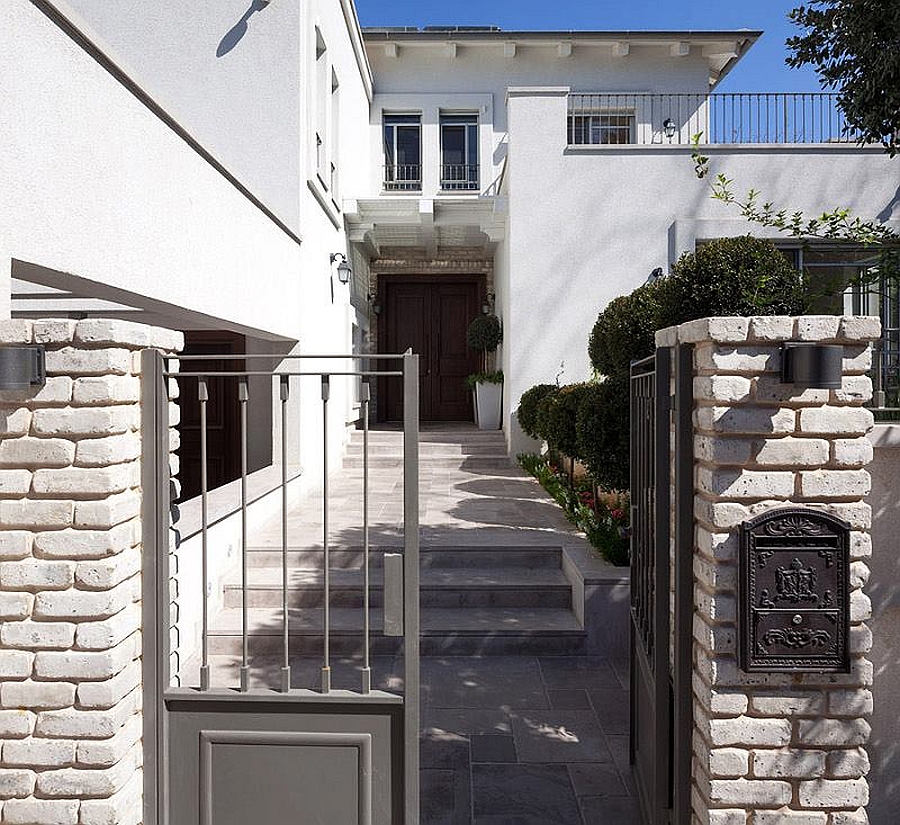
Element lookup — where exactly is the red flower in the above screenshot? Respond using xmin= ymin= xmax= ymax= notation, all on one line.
xmin=611 ymin=508 xmax=625 ymax=520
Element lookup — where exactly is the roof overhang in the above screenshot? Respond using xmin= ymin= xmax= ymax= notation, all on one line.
xmin=344 ymin=197 xmax=507 ymax=257
xmin=362 ymin=29 xmax=762 ymax=88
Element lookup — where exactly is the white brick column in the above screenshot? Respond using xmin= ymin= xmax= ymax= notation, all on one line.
xmin=0 ymin=319 xmax=181 ymax=825
xmin=656 ymin=316 xmax=880 ymax=825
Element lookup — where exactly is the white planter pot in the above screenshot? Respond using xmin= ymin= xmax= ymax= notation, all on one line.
xmin=474 ymin=381 xmax=502 ymax=430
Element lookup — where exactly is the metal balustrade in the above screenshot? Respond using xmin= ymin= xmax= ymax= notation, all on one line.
xmin=440 ymin=164 xmax=479 ymax=191
xmin=383 ymin=163 xmax=422 ymax=190
xmin=568 ymin=93 xmax=865 ymax=146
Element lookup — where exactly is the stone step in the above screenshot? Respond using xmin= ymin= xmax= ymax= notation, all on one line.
xmin=206 ymin=606 xmax=586 ymax=656
xmin=344 ymin=442 xmax=507 ymax=457
xmin=240 ymin=545 xmax=563 ymax=570
xmin=222 ymin=566 xmax=572 ymax=609
xmin=340 ymin=455 xmax=513 ymax=468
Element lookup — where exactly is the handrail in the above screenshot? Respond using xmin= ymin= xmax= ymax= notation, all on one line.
xmin=568 ymin=92 xmax=865 ymax=146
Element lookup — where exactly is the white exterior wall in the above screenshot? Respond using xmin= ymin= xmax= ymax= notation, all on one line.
xmin=365 ymin=42 xmax=712 ymax=199
xmin=505 ymin=87 xmax=900 ymax=451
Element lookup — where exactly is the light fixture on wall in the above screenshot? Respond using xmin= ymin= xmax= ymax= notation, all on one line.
xmin=0 ymin=346 xmax=45 ymax=391
xmin=330 ymin=252 xmax=352 ymax=284
xmin=482 ymin=292 xmax=496 ymax=315
xmin=367 ymin=292 xmax=382 ymax=315
xmin=662 ymin=118 xmax=677 ymax=140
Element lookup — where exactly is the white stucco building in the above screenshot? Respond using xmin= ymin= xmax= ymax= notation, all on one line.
xmin=3 ymin=1 xmax=899 ymax=465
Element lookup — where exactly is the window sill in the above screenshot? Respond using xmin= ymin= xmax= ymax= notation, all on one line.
xmin=307 ymin=177 xmax=341 ymax=229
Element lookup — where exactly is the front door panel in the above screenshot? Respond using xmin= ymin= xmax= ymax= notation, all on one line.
xmin=381 ymin=278 xmax=481 ymax=421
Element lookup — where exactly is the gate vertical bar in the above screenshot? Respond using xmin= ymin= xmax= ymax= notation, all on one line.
xmin=653 ymin=347 xmax=672 ymax=824
xmin=238 ymin=377 xmax=250 ymax=692
xmin=280 ymin=375 xmax=291 ymax=693
xmin=672 ymin=344 xmax=694 ymax=824
xmin=361 ymin=378 xmax=372 ymax=694
xmin=402 ymin=350 xmax=420 ymax=825
xmin=321 ymin=374 xmax=331 ymax=694
xmin=140 ymin=349 xmax=171 ymax=825
xmin=198 ymin=377 xmax=210 ymax=692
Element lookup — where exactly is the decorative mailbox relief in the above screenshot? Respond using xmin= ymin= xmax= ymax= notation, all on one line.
xmin=739 ymin=508 xmax=851 ymax=673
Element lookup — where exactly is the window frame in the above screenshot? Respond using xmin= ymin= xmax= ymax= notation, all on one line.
xmin=439 ymin=113 xmax=479 ymax=191
xmin=383 ymin=114 xmax=422 ymax=192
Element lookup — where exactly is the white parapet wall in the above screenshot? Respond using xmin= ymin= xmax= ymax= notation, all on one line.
xmin=0 ymin=319 xmax=181 ymax=825
xmin=655 ymin=315 xmax=880 ymax=825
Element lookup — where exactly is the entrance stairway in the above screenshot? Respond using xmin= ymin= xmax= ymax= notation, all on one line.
xmin=203 ymin=427 xmax=589 ymax=684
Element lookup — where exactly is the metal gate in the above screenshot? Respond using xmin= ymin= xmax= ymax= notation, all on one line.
xmin=629 ymin=346 xmax=693 ymax=825
xmin=141 ymin=351 xmax=420 ymax=825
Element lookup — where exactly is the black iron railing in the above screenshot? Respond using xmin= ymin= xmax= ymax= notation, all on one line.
xmin=568 ymin=93 xmax=865 ymax=146
xmin=440 ymin=164 xmax=479 ymax=191
xmin=383 ymin=164 xmax=422 ymax=191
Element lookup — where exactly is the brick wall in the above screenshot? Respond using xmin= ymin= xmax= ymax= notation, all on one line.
xmin=656 ymin=316 xmax=879 ymax=825
xmin=0 ymin=319 xmax=181 ymax=825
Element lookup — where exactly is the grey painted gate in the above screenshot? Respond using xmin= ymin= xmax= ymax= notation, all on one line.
xmin=141 ymin=351 xmax=420 ymax=825
xmin=629 ymin=346 xmax=692 ymax=825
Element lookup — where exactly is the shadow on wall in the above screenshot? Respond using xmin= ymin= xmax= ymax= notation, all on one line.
xmin=217 ymin=0 xmax=271 ymax=58
xmin=866 ymin=439 xmax=900 ymax=821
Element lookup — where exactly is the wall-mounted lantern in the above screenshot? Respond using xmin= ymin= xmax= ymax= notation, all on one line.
xmin=781 ymin=342 xmax=843 ymax=390
xmin=662 ymin=118 xmax=677 ymax=140
xmin=0 ymin=346 xmax=46 ymax=391
xmin=367 ymin=292 xmax=382 ymax=315
xmin=330 ymin=252 xmax=352 ymax=285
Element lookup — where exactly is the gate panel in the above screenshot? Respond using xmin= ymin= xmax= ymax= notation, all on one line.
xmin=629 ymin=345 xmax=693 ymax=825
xmin=142 ymin=351 xmax=419 ymax=825
xmin=629 ymin=350 xmax=671 ymax=825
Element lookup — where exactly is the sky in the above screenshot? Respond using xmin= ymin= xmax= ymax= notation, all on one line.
xmin=354 ymin=0 xmax=823 ymax=93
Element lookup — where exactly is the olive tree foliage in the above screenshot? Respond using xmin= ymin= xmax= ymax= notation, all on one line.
xmin=787 ymin=0 xmax=900 ymax=157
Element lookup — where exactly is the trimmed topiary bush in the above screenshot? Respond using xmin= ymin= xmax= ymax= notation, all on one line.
xmin=663 ymin=235 xmax=804 ymax=322
xmin=575 ymin=375 xmax=630 ymax=492
xmin=588 ymin=277 xmax=674 ymax=377
xmin=539 ymin=383 xmax=590 ymax=458
xmin=517 ymin=383 xmax=557 ymax=439
xmin=466 ymin=314 xmax=503 ymax=352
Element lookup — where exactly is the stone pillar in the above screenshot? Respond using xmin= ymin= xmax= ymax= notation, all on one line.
xmin=0 ymin=319 xmax=181 ymax=825
xmin=656 ymin=316 xmax=880 ymax=825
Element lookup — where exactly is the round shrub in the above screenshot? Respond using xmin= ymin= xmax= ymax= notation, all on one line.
xmin=664 ymin=236 xmax=803 ymax=321
xmin=540 ymin=383 xmax=590 ymax=457
xmin=575 ymin=374 xmax=630 ymax=492
xmin=466 ymin=314 xmax=503 ymax=352
xmin=517 ymin=383 xmax=557 ymax=439
xmin=588 ymin=278 xmax=673 ymax=377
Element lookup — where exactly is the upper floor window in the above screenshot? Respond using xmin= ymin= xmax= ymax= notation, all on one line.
xmin=568 ymin=112 xmax=635 ymax=145
xmin=315 ymin=28 xmax=328 ymax=181
xmin=383 ymin=114 xmax=421 ymax=191
xmin=440 ymin=114 xmax=478 ymax=191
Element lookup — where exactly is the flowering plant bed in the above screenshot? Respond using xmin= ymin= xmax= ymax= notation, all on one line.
xmin=518 ymin=453 xmax=629 ymax=566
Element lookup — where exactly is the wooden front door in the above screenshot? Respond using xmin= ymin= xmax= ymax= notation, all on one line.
xmin=380 ymin=278 xmax=482 ymax=421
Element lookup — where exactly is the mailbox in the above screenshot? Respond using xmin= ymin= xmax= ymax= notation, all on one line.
xmin=739 ymin=508 xmax=850 ymax=673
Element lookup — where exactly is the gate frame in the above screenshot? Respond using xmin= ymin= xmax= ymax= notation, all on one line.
xmin=140 ymin=349 xmax=420 ymax=825
xmin=629 ymin=344 xmax=693 ymax=825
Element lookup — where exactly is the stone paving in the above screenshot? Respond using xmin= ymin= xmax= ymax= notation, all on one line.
xmin=420 ymin=655 xmax=638 ymax=825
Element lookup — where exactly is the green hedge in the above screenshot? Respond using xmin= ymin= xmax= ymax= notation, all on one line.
xmin=589 ymin=236 xmax=803 ymax=378
xmin=517 ymin=383 xmax=557 ymax=439
xmin=575 ymin=375 xmax=630 ymax=492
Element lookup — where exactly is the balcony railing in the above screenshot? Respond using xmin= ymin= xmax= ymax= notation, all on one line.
xmin=441 ymin=164 xmax=479 ymax=191
xmin=383 ymin=164 xmax=422 ymax=191
xmin=568 ymin=93 xmax=865 ymax=146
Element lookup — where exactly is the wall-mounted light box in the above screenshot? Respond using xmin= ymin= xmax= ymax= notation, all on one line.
xmin=0 ymin=346 xmax=46 ymax=391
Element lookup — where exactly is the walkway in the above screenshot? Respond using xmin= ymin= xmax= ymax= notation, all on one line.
xmin=207 ymin=425 xmax=637 ymax=824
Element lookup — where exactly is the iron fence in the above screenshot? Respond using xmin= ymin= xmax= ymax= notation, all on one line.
xmin=440 ymin=163 xmax=479 ymax=191
xmin=383 ymin=163 xmax=422 ymax=191
xmin=568 ymin=93 xmax=864 ymax=146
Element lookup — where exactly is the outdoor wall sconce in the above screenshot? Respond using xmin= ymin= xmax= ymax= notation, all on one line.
xmin=367 ymin=293 xmax=382 ymax=315
xmin=482 ymin=292 xmax=496 ymax=315
xmin=0 ymin=345 xmax=46 ymax=391
xmin=330 ymin=252 xmax=352 ymax=284
xmin=781 ymin=342 xmax=843 ymax=390
xmin=662 ymin=118 xmax=677 ymax=140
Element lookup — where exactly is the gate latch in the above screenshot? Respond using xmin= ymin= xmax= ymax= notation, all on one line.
xmin=382 ymin=553 xmax=404 ymax=636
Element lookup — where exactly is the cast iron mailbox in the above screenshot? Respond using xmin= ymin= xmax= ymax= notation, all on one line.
xmin=739 ymin=508 xmax=850 ymax=673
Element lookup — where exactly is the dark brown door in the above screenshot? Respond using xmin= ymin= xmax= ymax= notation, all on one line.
xmin=177 ymin=331 xmax=245 ymax=501
xmin=380 ymin=278 xmax=482 ymax=421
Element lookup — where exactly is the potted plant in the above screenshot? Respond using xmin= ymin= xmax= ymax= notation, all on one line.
xmin=466 ymin=313 xmax=503 ymax=429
